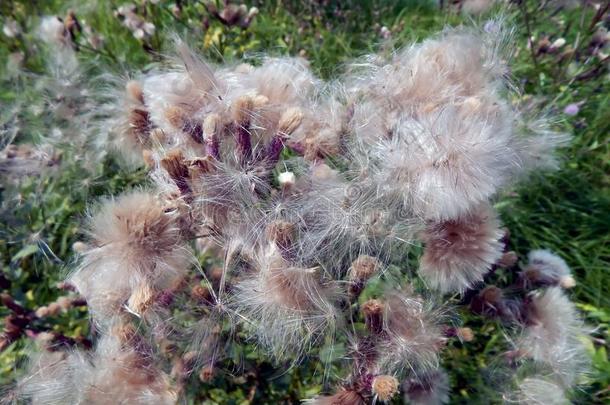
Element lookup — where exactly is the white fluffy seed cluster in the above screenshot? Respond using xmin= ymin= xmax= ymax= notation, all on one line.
xmin=13 ymin=19 xmax=588 ymax=405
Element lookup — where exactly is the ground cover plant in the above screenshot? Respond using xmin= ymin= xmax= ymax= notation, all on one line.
xmin=0 ymin=1 xmax=609 ymax=404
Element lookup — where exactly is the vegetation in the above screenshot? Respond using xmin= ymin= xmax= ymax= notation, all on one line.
xmin=1 ymin=1 xmax=608 ymax=403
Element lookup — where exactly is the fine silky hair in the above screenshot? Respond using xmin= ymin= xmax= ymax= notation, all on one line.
xmin=7 ymin=17 xmax=589 ymax=405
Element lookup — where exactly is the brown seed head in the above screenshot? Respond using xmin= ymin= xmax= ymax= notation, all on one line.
xmin=161 ymin=150 xmax=190 ymax=184
xmin=497 ymin=251 xmax=518 ymax=268
xmin=457 ymin=327 xmax=474 ymax=342
xmin=362 ymin=299 xmax=384 ymax=334
xmin=199 ymin=365 xmax=214 ymax=382
xmin=232 ymin=95 xmax=254 ymax=125
xmin=349 ymin=255 xmax=381 ymax=281
xmin=165 ymin=105 xmax=187 ymax=128
xmin=372 ymin=375 xmax=399 ymax=401
xmin=278 ymin=107 xmax=303 ymax=136
xmin=191 ymin=284 xmax=212 ymax=304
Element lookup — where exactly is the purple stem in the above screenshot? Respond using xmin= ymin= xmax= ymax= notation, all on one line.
xmin=205 ymin=135 xmax=220 ymax=160
xmin=236 ymin=125 xmax=252 ymax=164
xmin=265 ymin=134 xmax=285 ymax=168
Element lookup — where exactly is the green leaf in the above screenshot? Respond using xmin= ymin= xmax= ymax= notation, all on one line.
xmin=11 ymin=244 xmax=38 ymax=262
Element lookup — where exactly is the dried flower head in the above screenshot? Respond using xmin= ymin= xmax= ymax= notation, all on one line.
xmin=372 ymin=375 xmax=399 ymax=401
xmin=419 ymin=204 xmax=503 ymax=293
xmin=517 ymin=287 xmax=589 ymax=386
xmin=523 ymin=250 xmax=575 ymax=288
xmin=69 ymin=191 xmax=190 ymax=322
xmin=230 ymin=245 xmax=339 ymax=360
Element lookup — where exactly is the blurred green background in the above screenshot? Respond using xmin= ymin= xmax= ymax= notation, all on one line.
xmin=0 ymin=1 xmax=608 ymax=403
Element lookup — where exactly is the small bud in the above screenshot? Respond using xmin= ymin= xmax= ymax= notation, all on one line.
xmin=349 ymin=255 xmax=381 ymax=281
xmin=456 ymin=327 xmax=474 ymax=342
xmin=35 ymin=306 xmax=50 ymax=318
xmin=199 ymin=365 xmax=214 ymax=382
xmin=278 ymin=171 xmax=296 ymax=189
xmin=362 ymin=299 xmax=384 ymax=334
xmin=56 ymin=281 xmax=76 ymax=291
xmin=481 ymin=285 xmax=503 ymax=304
xmin=559 ymin=275 xmax=576 ymax=289
xmin=56 ymin=296 xmax=72 ymax=311
xmin=372 ymin=375 xmax=399 ymax=401
xmin=72 ymin=241 xmax=88 ymax=253
xmin=497 ymin=251 xmax=518 ymax=268
xmin=210 ymin=267 xmax=223 ymax=283
xmin=191 ymin=284 xmax=212 ymax=304
xmin=47 ymin=302 xmax=61 ymax=316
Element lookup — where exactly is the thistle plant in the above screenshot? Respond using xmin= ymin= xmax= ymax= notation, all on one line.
xmin=4 ymin=18 xmax=591 ymax=405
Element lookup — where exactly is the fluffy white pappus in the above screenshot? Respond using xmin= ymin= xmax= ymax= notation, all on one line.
xmin=142 ymin=70 xmax=221 ymax=146
xmin=290 ymin=174 xmax=418 ymax=275
xmin=245 ymin=57 xmax=318 ymax=106
xmin=0 ymin=143 xmax=59 ymax=178
xmin=69 ymin=191 xmax=192 ymax=322
xmin=418 ymin=204 xmax=504 ymax=293
xmin=517 ymin=287 xmax=589 ymax=386
xmin=511 ymin=114 xmax=571 ymax=173
xmin=288 ymin=85 xmax=348 ymax=160
xmin=229 ymin=244 xmax=340 ymax=360
xmin=98 ymin=77 xmax=153 ymax=168
xmin=32 ymin=41 xmax=111 ymax=173
xmin=15 ymin=349 xmax=86 ymax=404
xmin=370 ymin=106 xmax=520 ymax=220
xmin=18 ymin=323 xmax=176 ymax=404
xmin=38 ymin=16 xmax=71 ymax=49
xmin=86 ymin=324 xmax=176 ymax=404
xmin=173 ymin=38 xmax=222 ymax=97
xmin=526 ymin=249 xmax=575 ymax=288
xmin=377 ymin=289 xmax=447 ymax=376
xmin=402 ymin=369 xmax=450 ymax=405
xmin=142 ymin=39 xmax=231 ymax=146
xmin=187 ymin=159 xmax=272 ymax=230
xmin=347 ymin=26 xmax=509 ymax=116
xmin=505 ymin=377 xmax=569 ymax=405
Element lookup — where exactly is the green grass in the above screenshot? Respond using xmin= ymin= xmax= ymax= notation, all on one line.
xmin=1 ymin=1 xmax=608 ymax=403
